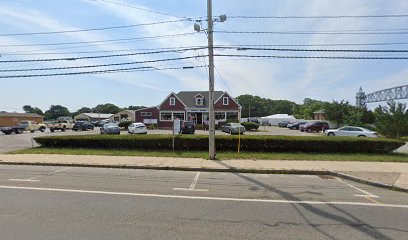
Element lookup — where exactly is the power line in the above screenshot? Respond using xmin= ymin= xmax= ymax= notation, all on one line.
xmin=0 ymin=20 xmax=190 ymax=37
xmin=91 ymin=0 xmax=187 ymax=19
xmin=0 ymin=65 xmax=207 ymax=78
xmin=0 ymin=32 xmax=197 ymax=48
xmin=215 ymin=54 xmax=408 ymax=60
xmin=0 ymin=48 xmax=207 ymax=63
xmin=216 ymin=42 xmax=408 ymax=47
xmin=0 ymin=56 xmax=207 ymax=72
xmin=231 ymin=47 xmax=408 ymax=53
xmin=229 ymin=14 xmax=408 ymax=19
xmin=215 ymin=30 xmax=408 ymax=35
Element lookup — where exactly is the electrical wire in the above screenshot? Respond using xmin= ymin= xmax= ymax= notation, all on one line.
xmin=0 ymin=65 xmax=207 ymax=78
xmin=0 ymin=56 xmax=208 ymax=72
xmin=0 ymin=32 xmax=198 ymax=48
xmin=90 ymin=0 xmax=187 ymax=19
xmin=0 ymin=48 xmax=207 ymax=63
xmin=229 ymin=14 xmax=408 ymax=19
xmin=230 ymin=47 xmax=408 ymax=53
xmin=0 ymin=20 xmax=191 ymax=37
xmin=214 ymin=30 xmax=408 ymax=35
xmin=214 ymin=54 xmax=408 ymax=60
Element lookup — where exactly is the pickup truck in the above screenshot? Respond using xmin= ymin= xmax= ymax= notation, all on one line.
xmin=47 ymin=120 xmax=74 ymax=132
xmin=0 ymin=125 xmax=26 ymax=134
xmin=19 ymin=120 xmax=47 ymax=132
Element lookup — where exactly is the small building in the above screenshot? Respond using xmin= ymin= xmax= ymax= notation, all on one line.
xmin=134 ymin=91 xmax=241 ymax=128
xmin=74 ymin=113 xmax=113 ymax=122
xmin=313 ymin=110 xmax=326 ymax=120
xmin=0 ymin=112 xmax=44 ymax=126
xmin=110 ymin=110 xmax=136 ymax=122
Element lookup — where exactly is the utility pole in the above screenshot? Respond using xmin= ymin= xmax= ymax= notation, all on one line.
xmin=207 ymin=0 xmax=216 ymax=160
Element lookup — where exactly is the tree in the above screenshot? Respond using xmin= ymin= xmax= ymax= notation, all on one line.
xmin=71 ymin=107 xmax=92 ymax=117
xmin=22 ymin=105 xmax=44 ymax=116
xmin=236 ymin=94 xmax=297 ymax=118
xmin=92 ymin=103 xmax=121 ymax=114
xmin=44 ymin=105 xmax=71 ymax=120
xmin=324 ymin=100 xmax=351 ymax=128
xmin=126 ymin=105 xmax=145 ymax=110
xmin=374 ymin=101 xmax=408 ymax=138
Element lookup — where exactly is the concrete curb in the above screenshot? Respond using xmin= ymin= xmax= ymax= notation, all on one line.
xmin=1 ymin=161 xmax=407 ymax=193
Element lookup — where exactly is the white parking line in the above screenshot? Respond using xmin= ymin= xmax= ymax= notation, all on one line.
xmin=8 ymin=167 xmax=71 ymax=182
xmin=1 ymin=184 xmax=407 ymax=208
xmin=173 ymin=172 xmax=209 ymax=192
xmin=337 ymin=178 xmax=379 ymax=198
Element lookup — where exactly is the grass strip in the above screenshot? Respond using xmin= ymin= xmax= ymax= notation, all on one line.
xmin=10 ymin=147 xmax=408 ymax=162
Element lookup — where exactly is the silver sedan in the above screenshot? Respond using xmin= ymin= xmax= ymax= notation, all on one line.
xmin=100 ymin=123 xmax=121 ymax=135
xmin=222 ymin=123 xmax=246 ymax=135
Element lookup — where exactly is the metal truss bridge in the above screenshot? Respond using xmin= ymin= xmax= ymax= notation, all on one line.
xmin=365 ymin=84 xmax=408 ymax=103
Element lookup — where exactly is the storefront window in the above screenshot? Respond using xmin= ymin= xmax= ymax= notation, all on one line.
xmin=160 ymin=112 xmax=172 ymax=121
xmin=215 ymin=112 xmax=225 ymax=120
xmin=226 ymin=112 xmax=238 ymax=121
xmin=173 ymin=112 xmax=185 ymax=121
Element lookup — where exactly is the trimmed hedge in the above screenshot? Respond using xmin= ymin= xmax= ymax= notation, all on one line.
xmin=34 ymin=135 xmax=405 ymax=153
xmin=241 ymin=122 xmax=260 ymax=131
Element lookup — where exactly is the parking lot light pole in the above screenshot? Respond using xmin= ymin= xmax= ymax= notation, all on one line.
xmin=207 ymin=0 xmax=216 ymax=160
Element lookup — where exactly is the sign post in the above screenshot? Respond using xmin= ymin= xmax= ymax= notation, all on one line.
xmin=173 ymin=119 xmax=181 ymax=151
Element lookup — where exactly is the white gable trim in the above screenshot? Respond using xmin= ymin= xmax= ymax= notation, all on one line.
xmin=158 ymin=92 xmax=187 ymax=108
xmin=214 ymin=92 xmax=241 ymax=108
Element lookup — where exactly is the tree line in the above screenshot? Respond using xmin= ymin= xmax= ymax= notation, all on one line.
xmin=22 ymin=104 xmax=145 ymax=121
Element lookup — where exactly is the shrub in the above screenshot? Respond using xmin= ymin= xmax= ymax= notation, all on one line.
xmin=241 ymin=122 xmax=260 ymax=131
xmin=401 ymin=136 xmax=408 ymax=142
xmin=118 ymin=121 xmax=133 ymax=130
xmin=195 ymin=124 xmax=203 ymax=130
xmin=34 ymin=135 xmax=404 ymax=153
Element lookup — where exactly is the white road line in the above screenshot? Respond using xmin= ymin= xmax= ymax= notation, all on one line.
xmin=8 ymin=167 xmax=71 ymax=182
xmin=337 ymin=178 xmax=379 ymax=198
xmin=0 ymin=185 xmax=407 ymax=208
xmin=8 ymin=179 xmax=40 ymax=182
xmin=189 ymin=172 xmax=201 ymax=190
xmin=173 ymin=172 xmax=208 ymax=192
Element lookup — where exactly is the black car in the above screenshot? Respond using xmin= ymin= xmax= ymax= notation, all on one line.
xmin=180 ymin=121 xmax=195 ymax=134
xmin=73 ymin=121 xmax=94 ymax=131
xmin=287 ymin=121 xmax=307 ymax=130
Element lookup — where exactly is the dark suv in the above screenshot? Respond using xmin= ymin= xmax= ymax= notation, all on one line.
xmin=180 ymin=121 xmax=195 ymax=134
xmin=73 ymin=121 xmax=94 ymax=131
xmin=300 ymin=121 xmax=329 ymax=132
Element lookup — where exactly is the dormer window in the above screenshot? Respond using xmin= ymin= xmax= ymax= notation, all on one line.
xmin=170 ymin=97 xmax=175 ymax=106
xmin=223 ymin=97 xmax=229 ymax=105
xmin=195 ymin=94 xmax=204 ymax=106
xmin=196 ymin=97 xmax=203 ymax=106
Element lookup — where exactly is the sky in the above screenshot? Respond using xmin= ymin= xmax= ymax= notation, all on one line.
xmin=0 ymin=0 xmax=408 ymax=112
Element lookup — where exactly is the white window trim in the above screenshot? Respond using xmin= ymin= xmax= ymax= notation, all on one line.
xmin=170 ymin=97 xmax=176 ymax=106
xmin=160 ymin=111 xmax=185 ymax=122
xmin=160 ymin=111 xmax=173 ymax=122
xmin=196 ymin=97 xmax=203 ymax=106
xmin=223 ymin=97 xmax=229 ymax=105
xmin=141 ymin=112 xmax=152 ymax=117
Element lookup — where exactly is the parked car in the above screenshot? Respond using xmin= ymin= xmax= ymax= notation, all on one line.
xmin=326 ymin=126 xmax=379 ymax=138
xmin=0 ymin=125 xmax=25 ymax=134
xmin=278 ymin=120 xmax=293 ymax=128
xmin=100 ymin=123 xmax=120 ymax=135
xmin=47 ymin=120 xmax=74 ymax=132
xmin=300 ymin=121 xmax=329 ymax=132
xmin=222 ymin=123 xmax=246 ymax=135
xmin=73 ymin=121 xmax=94 ymax=131
xmin=128 ymin=122 xmax=148 ymax=134
xmin=287 ymin=121 xmax=307 ymax=130
xmin=180 ymin=121 xmax=195 ymax=134
xmin=18 ymin=120 xmax=46 ymax=133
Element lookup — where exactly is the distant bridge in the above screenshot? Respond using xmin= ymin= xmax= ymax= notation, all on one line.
xmin=365 ymin=85 xmax=408 ymax=103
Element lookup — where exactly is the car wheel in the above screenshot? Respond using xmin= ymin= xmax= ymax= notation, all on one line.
xmin=30 ymin=130 xmax=34 ymax=133
xmin=17 ymin=129 xmax=23 ymax=134
xmin=50 ymin=128 xmax=55 ymax=132
xmin=62 ymin=126 xmax=66 ymax=132
xmin=40 ymin=127 xmax=45 ymax=132
xmin=328 ymin=132 xmax=335 ymax=136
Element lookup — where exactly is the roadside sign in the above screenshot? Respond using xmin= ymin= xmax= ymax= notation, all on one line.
xmin=173 ymin=119 xmax=181 ymax=134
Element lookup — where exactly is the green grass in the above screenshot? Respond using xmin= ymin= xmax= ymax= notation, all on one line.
xmin=10 ymin=147 xmax=408 ymax=162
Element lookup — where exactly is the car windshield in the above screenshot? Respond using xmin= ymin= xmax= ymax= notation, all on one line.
xmin=104 ymin=123 xmax=117 ymax=127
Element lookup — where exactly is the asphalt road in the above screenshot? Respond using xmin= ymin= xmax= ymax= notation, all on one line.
xmin=0 ymin=165 xmax=407 ymax=239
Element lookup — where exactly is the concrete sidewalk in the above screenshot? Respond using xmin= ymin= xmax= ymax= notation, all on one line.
xmin=0 ymin=154 xmax=407 ymax=192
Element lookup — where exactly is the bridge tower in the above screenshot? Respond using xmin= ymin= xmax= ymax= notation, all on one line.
xmin=356 ymin=87 xmax=367 ymax=108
